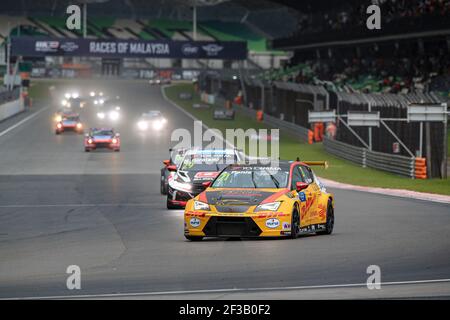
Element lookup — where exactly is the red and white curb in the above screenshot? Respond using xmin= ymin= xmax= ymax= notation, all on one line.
xmin=320 ymin=177 xmax=450 ymax=204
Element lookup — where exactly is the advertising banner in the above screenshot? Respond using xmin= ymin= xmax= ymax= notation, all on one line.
xmin=11 ymin=37 xmax=247 ymax=60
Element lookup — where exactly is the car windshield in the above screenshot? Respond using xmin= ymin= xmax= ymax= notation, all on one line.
xmin=64 ymin=116 xmax=79 ymax=121
xmin=180 ymin=153 xmax=236 ymax=171
xmin=145 ymin=111 xmax=162 ymax=118
xmin=212 ymin=166 xmax=289 ymax=189
xmin=92 ymin=130 xmax=113 ymax=136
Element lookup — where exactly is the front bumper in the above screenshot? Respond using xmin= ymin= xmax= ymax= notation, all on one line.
xmin=85 ymin=142 xmax=120 ymax=149
xmin=184 ymin=211 xmax=292 ymax=238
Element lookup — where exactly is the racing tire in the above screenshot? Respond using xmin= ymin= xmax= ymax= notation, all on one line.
xmin=160 ymin=178 xmax=168 ymax=195
xmin=318 ymin=200 xmax=334 ymax=235
xmin=84 ymin=148 xmax=90 ymax=152
xmin=185 ymin=235 xmax=203 ymax=241
xmin=114 ymin=149 xmax=120 ymax=152
xmin=290 ymin=206 xmax=300 ymax=239
xmin=55 ymin=130 xmax=60 ymax=135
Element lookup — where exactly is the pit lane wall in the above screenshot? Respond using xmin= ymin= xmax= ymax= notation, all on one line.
xmin=0 ymin=87 xmax=24 ymax=121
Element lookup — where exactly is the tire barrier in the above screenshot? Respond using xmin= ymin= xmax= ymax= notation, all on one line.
xmin=415 ymin=158 xmax=428 ymax=179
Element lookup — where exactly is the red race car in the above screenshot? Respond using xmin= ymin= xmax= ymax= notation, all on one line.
xmin=84 ymin=128 xmax=120 ymax=152
xmin=55 ymin=113 xmax=83 ymax=134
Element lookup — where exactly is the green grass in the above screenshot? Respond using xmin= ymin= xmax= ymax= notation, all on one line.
xmin=165 ymin=83 xmax=450 ymax=195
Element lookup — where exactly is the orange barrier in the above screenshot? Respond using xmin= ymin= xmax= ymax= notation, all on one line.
xmin=308 ymin=130 xmax=314 ymax=145
xmin=415 ymin=158 xmax=427 ymax=179
xmin=256 ymin=110 xmax=263 ymax=122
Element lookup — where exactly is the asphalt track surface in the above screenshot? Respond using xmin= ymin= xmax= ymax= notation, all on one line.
xmin=0 ymin=80 xmax=449 ymax=299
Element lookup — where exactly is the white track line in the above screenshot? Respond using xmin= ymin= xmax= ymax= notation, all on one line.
xmin=0 ymin=106 xmax=49 ymax=138
xmin=4 ymin=278 xmax=450 ymax=300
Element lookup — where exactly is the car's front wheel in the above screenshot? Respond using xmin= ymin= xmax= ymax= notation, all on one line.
xmin=290 ymin=206 xmax=300 ymax=239
xmin=160 ymin=173 xmax=168 ymax=195
xmin=318 ymin=200 xmax=334 ymax=235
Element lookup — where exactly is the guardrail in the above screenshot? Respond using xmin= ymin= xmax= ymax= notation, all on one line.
xmin=323 ymin=136 xmax=366 ymax=166
xmin=323 ymin=136 xmax=416 ymax=178
xmin=366 ymin=150 xmax=414 ymax=177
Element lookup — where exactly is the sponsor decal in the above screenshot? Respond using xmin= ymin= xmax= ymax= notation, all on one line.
xmin=189 ymin=217 xmax=201 ymax=228
xmin=299 ymin=192 xmax=306 ymax=202
xmin=202 ymin=44 xmax=224 ymax=56
xmin=265 ymin=218 xmax=280 ymax=229
xmin=60 ymin=42 xmax=79 ymax=52
xmin=194 ymin=171 xmax=219 ymax=180
xmin=182 ymin=43 xmax=199 ymax=56
xmin=282 ymin=222 xmax=291 ymax=230
xmin=35 ymin=41 xmax=59 ymax=52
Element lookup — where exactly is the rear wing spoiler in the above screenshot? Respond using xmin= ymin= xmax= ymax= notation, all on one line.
xmin=303 ymin=161 xmax=329 ymax=169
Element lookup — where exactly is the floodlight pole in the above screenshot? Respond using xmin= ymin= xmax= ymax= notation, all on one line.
xmin=83 ymin=3 xmax=87 ymax=38
xmin=6 ymin=22 xmax=11 ymax=91
xmin=419 ymin=121 xmax=423 ymax=158
xmin=193 ymin=0 xmax=197 ymax=41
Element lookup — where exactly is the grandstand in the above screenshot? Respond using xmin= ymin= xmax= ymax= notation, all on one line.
xmin=0 ymin=0 xmax=296 ymax=72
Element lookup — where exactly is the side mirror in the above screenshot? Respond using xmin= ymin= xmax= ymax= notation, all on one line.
xmin=115 ymin=133 xmax=120 ymax=137
xmin=202 ymin=181 xmax=212 ymax=188
xmin=163 ymin=159 xmax=171 ymax=166
xmin=296 ymin=182 xmax=309 ymax=192
xmin=167 ymin=165 xmax=177 ymax=172
xmin=85 ymin=133 xmax=89 ymax=138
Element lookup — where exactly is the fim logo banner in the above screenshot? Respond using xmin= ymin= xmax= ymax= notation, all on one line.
xmin=366 ymin=265 xmax=381 ymax=290
xmin=66 ymin=265 xmax=81 ymax=290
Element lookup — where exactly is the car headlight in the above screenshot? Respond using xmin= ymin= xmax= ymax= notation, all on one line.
xmin=152 ymin=120 xmax=163 ymax=130
xmin=138 ymin=121 xmax=148 ymax=130
xmin=97 ymin=112 xmax=105 ymax=119
xmin=109 ymin=111 xmax=119 ymax=120
xmin=90 ymin=91 xmax=95 ymax=97
xmin=64 ymin=93 xmax=71 ymax=99
xmin=255 ymin=202 xmax=281 ymax=212
xmin=194 ymin=201 xmax=210 ymax=211
xmin=55 ymin=115 xmax=62 ymax=122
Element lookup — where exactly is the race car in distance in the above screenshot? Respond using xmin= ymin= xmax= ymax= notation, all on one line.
xmin=160 ymin=148 xmax=187 ymax=195
xmin=55 ymin=113 xmax=83 ymax=134
xmin=137 ymin=110 xmax=167 ymax=131
xmin=167 ymin=149 xmax=244 ymax=209
xmin=96 ymin=105 xmax=121 ymax=122
xmin=84 ymin=128 xmax=120 ymax=152
xmin=183 ymin=160 xmax=334 ymax=241
xmin=53 ymin=108 xmax=74 ymax=122
xmin=213 ymin=107 xmax=235 ymax=120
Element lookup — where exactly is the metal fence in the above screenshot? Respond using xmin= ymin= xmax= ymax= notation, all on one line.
xmin=323 ymin=136 xmax=415 ymax=178
xmin=323 ymin=136 xmax=366 ymax=166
